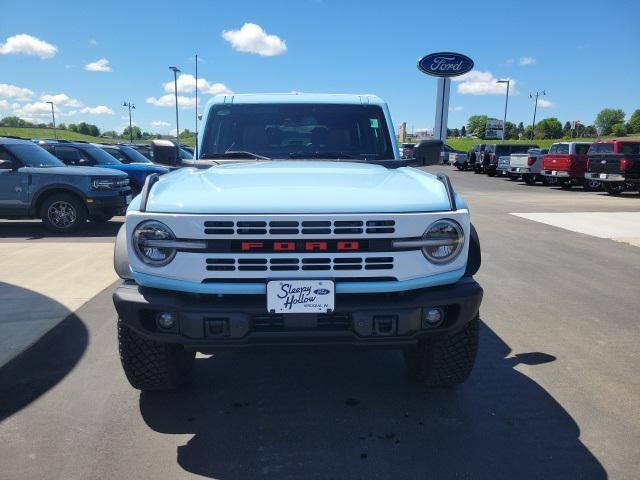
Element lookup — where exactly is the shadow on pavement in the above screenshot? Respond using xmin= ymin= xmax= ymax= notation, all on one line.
xmin=0 ymin=219 xmax=122 ymax=240
xmin=0 ymin=283 xmax=88 ymax=422
xmin=139 ymin=321 xmax=606 ymax=479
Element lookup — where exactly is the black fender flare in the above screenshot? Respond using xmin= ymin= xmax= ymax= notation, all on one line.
xmin=31 ymin=184 xmax=87 ymax=212
xmin=464 ymin=223 xmax=481 ymax=277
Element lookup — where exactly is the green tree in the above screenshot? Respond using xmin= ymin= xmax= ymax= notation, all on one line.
xmin=534 ymin=118 xmax=563 ymax=139
xmin=77 ymin=122 xmax=90 ymax=135
xmin=102 ymin=130 xmax=119 ymax=139
xmin=123 ymin=125 xmax=142 ymax=140
xmin=583 ymin=125 xmax=597 ymax=137
xmin=57 ymin=123 xmax=67 ymax=130
xmin=460 ymin=125 xmax=466 ymax=137
xmin=517 ymin=122 xmax=525 ymax=138
xmin=504 ymin=121 xmax=517 ymax=140
xmin=611 ymin=123 xmax=627 ymax=137
xmin=88 ymin=124 xmax=100 ymax=137
xmin=628 ymin=109 xmax=640 ymax=134
xmin=68 ymin=123 xmax=78 ymax=132
xmin=563 ymin=121 xmax=572 ymax=137
xmin=594 ymin=108 xmax=625 ymax=135
xmin=451 ymin=128 xmax=460 ymax=138
xmin=466 ymin=115 xmax=488 ymax=139
xmin=0 ymin=115 xmax=31 ymax=127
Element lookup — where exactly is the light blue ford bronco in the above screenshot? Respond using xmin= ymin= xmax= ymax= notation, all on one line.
xmin=113 ymin=93 xmax=482 ymax=391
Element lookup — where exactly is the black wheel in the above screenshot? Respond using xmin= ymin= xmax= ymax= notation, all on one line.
xmin=40 ymin=193 xmax=87 ymax=233
xmin=523 ymin=174 xmax=536 ymax=185
xmin=456 ymin=165 xmax=464 ymax=171
xmin=583 ymin=179 xmax=602 ymax=191
xmin=118 ymin=319 xmax=195 ymax=391
xmin=90 ymin=214 xmax=114 ymax=223
xmin=560 ymin=180 xmax=573 ymax=190
xmin=404 ymin=315 xmax=479 ymax=387
xmin=507 ymin=173 xmax=519 ymax=181
xmin=473 ymin=166 xmax=481 ymax=174
xmin=604 ymin=182 xmax=625 ymax=196
xmin=487 ymin=170 xmax=495 ymax=177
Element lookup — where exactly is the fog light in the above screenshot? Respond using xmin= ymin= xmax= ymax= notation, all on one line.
xmin=157 ymin=312 xmax=177 ymax=330
xmin=423 ymin=308 xmax=443 ymax=327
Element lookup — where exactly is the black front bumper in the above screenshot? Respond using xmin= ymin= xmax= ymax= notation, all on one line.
xmin=113 ymin=278 xmax=483 ymax=350
xmin=87 ymin=189 xmax=131 ymax=216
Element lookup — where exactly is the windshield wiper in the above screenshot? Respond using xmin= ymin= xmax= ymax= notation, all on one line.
xmin=288 ymin=151 xmax=357 ymax=159
xmin=201 ymin=150 xmax=271 ymax=160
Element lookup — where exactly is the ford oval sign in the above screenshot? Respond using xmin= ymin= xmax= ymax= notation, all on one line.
xmin=417 ymin=52 xmax=474 ymax=77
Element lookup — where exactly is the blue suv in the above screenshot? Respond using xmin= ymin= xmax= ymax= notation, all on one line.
xmin=40 ymin=141 xmax=168 ymax=196
xmin=0 ymin=137 xmax=131 ymax=232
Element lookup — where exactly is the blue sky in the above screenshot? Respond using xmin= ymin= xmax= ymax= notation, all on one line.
xmin=1 ymin=0 xmax=639 ymax=135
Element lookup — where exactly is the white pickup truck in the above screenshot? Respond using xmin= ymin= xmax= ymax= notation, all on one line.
xmin=508 ymin=148 xmax=552 ymax=185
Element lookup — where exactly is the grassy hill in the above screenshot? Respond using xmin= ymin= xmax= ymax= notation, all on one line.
xmin=0 ymin=127 xmax=120 ymax=143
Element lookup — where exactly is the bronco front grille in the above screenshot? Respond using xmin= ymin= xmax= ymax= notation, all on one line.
xmin=204 ymin=219 xmax=395 ymax=236
xmin=205 ymin=256 xmax=394 ymax=272
xmin=252 ymin=313 xmax=352 ymax=332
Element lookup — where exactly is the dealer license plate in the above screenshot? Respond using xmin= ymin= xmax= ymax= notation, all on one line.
xmin=599 ymin=174 xmax=608 ymax=179
xmin=267 ymin=279 xmax=335 ymax=314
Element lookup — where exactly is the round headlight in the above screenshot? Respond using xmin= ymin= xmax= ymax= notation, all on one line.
xmin=421 ymin=220 xmax=464 ymax=264
xmin=133 ymin=220 xmax=177 ymax=266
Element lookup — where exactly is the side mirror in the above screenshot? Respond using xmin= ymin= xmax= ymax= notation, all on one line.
xmin=151 ymin=139 xmax=179 ymax=166
xmin=0 ymin=159 xmax=17 ymax=170
xmin=413 ymin=139 xmax=443 ymax=166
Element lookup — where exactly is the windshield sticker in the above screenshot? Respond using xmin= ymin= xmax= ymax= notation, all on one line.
xmin=369 ymin=118 xmax=379 ymax=128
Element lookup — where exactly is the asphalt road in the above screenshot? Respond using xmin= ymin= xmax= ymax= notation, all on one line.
xmin=1 ymin=167 xmax=639 ymax=479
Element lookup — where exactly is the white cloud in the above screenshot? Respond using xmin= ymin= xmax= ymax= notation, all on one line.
xmin=222 ymin=23 xmax=287 ymax=56
xmin=163 ymin=73 xmax=232 ymax=95
xmin=0 ymin=100 xmax=9 ymax=110
xmin=0 ymin=34 xmax=57 ymax=58
xmin=453 ymin=70 xmax=518 ymax=95
xmin=519 ymin=56 xmax=536 ymax=66
xmin=84 ymin=58 xmax=112 ymax=72
xmin=449 ymin=106 xmax=464 ymax=112
xmin=13 ymin=101 xmax=60 ymax=117
xmin=80 ymin=105 xmax=114 ymax=115
xmin=0 ymin=83 xmax=35 ymax=100
xmin=40 ymin=93 xmax=82 ymax=107
xmin=152 ymin=120 xmax=170 ymax=127
xmin=537 ymin=99 xmax=554 ymax=108
xmin=146 ymin=94 xmax=197 ymax=108
xmin=89 ymin=38 xmax=97 ymax=45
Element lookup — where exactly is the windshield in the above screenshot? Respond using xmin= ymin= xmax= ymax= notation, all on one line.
xmin=119 ymin=146 xmax=152 ymax=163
xmin=7 ymin=144 xmax=65 ymax=167
xmin=85 ymin=146 xmax=122 ymax=164
xmin=201 ymin=103 xmax=393 ymax=160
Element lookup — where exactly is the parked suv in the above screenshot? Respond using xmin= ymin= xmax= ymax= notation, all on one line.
xmin=97 ymin=144 xmax=155 ymax=165
xmin=585 ymin=140 xmax=640 ymax=195
xmin=483 ymin=144 xmax=539 ymax=177
xmin=541 ymin=142 xmax=600 ymax=190
xmin=41 ymin=141 xmax=168 ymax=196
xmin=112 ymin=93 xmax=483 ymax=392
xmin=0 ymin=137 xmax=130 ymax=232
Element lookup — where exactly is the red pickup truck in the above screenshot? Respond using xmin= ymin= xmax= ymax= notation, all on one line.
xmin=541 ymin=142 xmax=601 ymax=191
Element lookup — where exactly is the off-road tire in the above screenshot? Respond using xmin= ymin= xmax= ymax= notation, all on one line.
xmin=404 ymin=315 xmax=479 ymax=387
xmin=118 ymin=319 xmax=195 ymax=391
xmin=40 ymin=193 xmax=87 ymax=233
xmin=487 ymin=170 xmax=495 ymax=177
xmin=523 ymin=174 xmax=536 ymax=185
xmin=507 ymin=173 xmax=519 ymax=181
xmin=560 ymin=180 xmax=573 ymax=190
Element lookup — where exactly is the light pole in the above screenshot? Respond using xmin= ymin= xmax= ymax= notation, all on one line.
xmin=45 ymin=101 xmax=57 ymax=139
xmin=497 ymin=79 xmax=510 ymax=140
xmin=169 ymin=66 xmax=181 ymax=148
xmin=123 ymin=101 xmax=135 ymax=143
xmin=194 ymin=54 xmax=198 ymax=158
xmin=530 ymin=90 xmax=546 ymax=139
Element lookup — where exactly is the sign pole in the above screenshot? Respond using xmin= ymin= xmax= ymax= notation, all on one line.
xmin=434 ymin=77 xmax=451 ymax=141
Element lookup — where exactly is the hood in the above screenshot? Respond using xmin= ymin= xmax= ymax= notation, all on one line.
xmin=26 ymin=165 xmax=126 ymax=177
xmin=140 ymin=161 xmax=452 ymax=214
xmin=104 ymin=163 xmax=168 ymax=174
